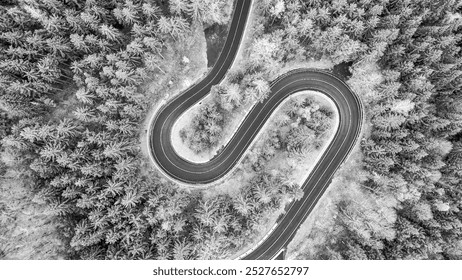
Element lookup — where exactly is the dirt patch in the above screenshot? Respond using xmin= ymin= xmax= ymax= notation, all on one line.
xmin=168 ymin=1 xmax=258 ymax=164
xmin=333 ymin=61 xmax=353 ymax=80
xmin=205 ymin=24 xmax=230 ymax=67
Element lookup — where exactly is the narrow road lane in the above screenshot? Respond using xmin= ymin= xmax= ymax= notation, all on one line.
xmin=148 ymin=0 xmax=363 ymax=259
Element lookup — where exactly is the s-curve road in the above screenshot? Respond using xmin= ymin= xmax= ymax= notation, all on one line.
xmin=148 ymin=0 xmax=363 ymax=259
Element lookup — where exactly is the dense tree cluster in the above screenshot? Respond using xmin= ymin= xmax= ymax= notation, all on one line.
xmin=257 ymin=0 xmax=462 ymax=259
xmin=168 ymin=0 xmax=232 ymax=26
xmin=243 ymin=96 xmax=335 ymax=173
xmin=181 ymin=66 xmax=271 ymax=153
xmin=279 ymin=97 xmax=333 ymax=157
xmin=0 ymin=0 xmax=303 ymax=260
xmin=181 ymin=101 xmax=224 ymax=153
xmin=0 ymin=0 xmax=192 ymax=258
xmin=2 ymin=0 xmax=461 ymax=260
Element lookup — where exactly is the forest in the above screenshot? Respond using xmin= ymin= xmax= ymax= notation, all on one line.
xmin=1 ymin=0 xmax=461 ymax=260
xmin=252 ymin=0 xmax=462 ymax=259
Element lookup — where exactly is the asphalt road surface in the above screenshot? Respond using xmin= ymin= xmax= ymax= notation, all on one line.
xmin=148 ymin=0 xmax=363 ymax=259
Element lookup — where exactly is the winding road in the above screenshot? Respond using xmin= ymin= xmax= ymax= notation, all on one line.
xmin=148 ymin=0 xmax=363 ymax=259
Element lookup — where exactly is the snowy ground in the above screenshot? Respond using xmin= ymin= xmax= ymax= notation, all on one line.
xmin=285 ymin=62 xmax=382 ymax=260
xmin=265 ymin=91 xmax=339 ymax=188
xmin=169 ymin=0 xmax=258 ymax=164
xmin=140 ymin=22 xmax=208 ymax=160
xmin=203 ymin=91 xmax=339 ymax=259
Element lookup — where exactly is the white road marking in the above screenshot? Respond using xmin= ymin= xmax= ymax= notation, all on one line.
xmin=146 ymin=0 xmax=365 ymax=259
